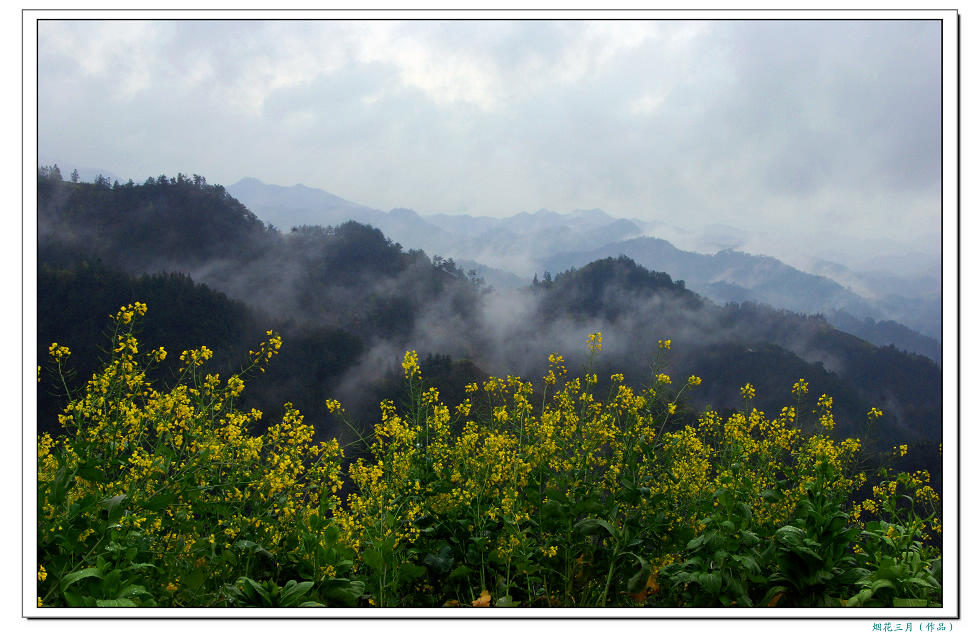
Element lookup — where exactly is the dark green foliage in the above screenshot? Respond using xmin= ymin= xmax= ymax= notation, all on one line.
xmin=531 ymin=261 xmax=940 ymax=459
xmin=243 ymin=325 xmax=364 ymax=440
xmin=37 ymin=171 xmax=486 ymax=442
xmin=542 ymin=256 xmax=700 ymax=320
xmin=38 ymin=171 xmax=274 ymax=270
xmin=766 ymin=464 xmax=866 ymax=607
xmin=37 ymin=260 xmax=260 ymax=435
xmin=660 ymin=487 xmax=772 ymax=607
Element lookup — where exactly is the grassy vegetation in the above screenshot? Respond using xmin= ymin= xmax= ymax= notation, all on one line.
xmin=36 ymin=305 xmax=941 ymax=608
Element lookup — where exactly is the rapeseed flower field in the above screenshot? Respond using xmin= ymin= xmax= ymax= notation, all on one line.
xmin=36 ymin=305 xmax=941 ymax=608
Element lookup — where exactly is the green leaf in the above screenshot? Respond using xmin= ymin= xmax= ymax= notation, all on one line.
xmin=51 ymin=465 xmax=75 ymax=506
xmin=100 ymin=494 xmax=127 ymax=524
xmin=903 ymin=577 xmax=936 ymax=589
xmin=703 ymin=531 xmax=724 ymax=552
xmin=320 ymin=578 xmax=365 ymax=606
xmin=423 ymin=544 xmax=454 ymax=574
xmin=846 ymin=588 xmax=873 ymax=607
xmin=279 ymin=580 xmax=314 ymax=607
xmin=363 ymin=548 xmax=384 ymax=572
xmin=574 ymin=517 xmax=618 ymax=540
xmin=776 ymin=525 xmax=805 ymax=544
xmin=496 ymin=594 xmax=518 ymax=607
xmin=62 ymin=590 xmax=87 ymax=607
xmin=61 ymin=567 xmax=104 ymax=592
xmin=234 ymin=540 xmax=274 ymax=560
xmin=739 ymin=529 xmax=760 ymax=546
xmin=96 ymin=598 xmax=137 ymax=607
xmin=67 ymin=493 xmax=99 ymax=519
xmin=621 ymin=552 xmax=651 ymax=594
xmin=894 ymin=598 xmax=928 ymax=607
xmin=735 ymin=555 xmax=760 ymax=575
xmin=77 ymin=460 xmax=107 ymax=483
xmin=101 ymin=569 xmax=122 ymax=597
xmin=878 ymin=564 xmax=906 ymax=581
xmin=115 ymin=584 xmax=149 ymax=600
xmin=761 ymin=489 xmax=780 ymax=503
xmin=318 ymin=485 xmax=334 ymax=518
xmin=697 ymin=572 xmax=723 ymax=595
xmin=145 ymin=491 xmax=176 ymax=511
xmin=714 ymin=488 xmax=733 ymax=510
xmin=380 ymin=534 xmax=397 ymax=557
xmin=322 ymin=523 xmax=341 ymax=543
xmin=125 ymin=562 xmax=159 ymax=573
xmin=183 ymin=568 xmax=205 ymax=591
xmin=400 ymin=563 xmax=426 ymax=582
xmin=236 ymin=577 xmax=273 ymax=606
xmin=735 ymin=502 xmax=753 ymax=522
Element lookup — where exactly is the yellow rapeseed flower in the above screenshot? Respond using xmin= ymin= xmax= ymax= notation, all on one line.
xmin=48 ymin=342 xmax=71 ymax=360
xmin=402 ymin=350 xmax=421 ymax=380
xmin=792 ymin=378 xmax=809 ymax=397
xmin=588 ymin=332 xmax=602 ymax=352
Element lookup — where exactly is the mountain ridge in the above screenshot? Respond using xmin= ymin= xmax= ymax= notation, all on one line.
xmin=36 ymin=168 xmax=942 ymax=486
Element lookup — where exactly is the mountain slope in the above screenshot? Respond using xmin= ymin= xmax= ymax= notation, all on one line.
xmin=225 ymin=178 xmax=941 ymax=359
xmin=38 ymin=169 xmax=942 ymax=475
xmin=543 ymin=237 xmax=941 ymax=362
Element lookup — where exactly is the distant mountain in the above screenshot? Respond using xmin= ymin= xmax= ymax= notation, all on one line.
xmin=226 ymin=177 xmax=940 ymax=360
xmin=227 ymin=178 xmax=642 ymax=278
xmin=454 ymin=259 xmax=528 ymax=290
xmin=805 ymin=257 xmax=941 ymax=340
xmin=543 ymin=238 xmax=941 ymax=363
xmin=228 ymin=177 xmax=382 ymax=231
xmin=544 ymin=237 xmax=875 ymax=314
xmin=230 ymin=177 xmax=371 ymax=214
xmin=447 ymin=212 xmax=642 ymax=276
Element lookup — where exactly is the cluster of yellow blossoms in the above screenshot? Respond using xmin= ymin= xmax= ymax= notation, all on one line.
xmin=37 ymin=304 xmax=345 ymax=607
xmin=39 ymin=315 xmax=935 ymax=608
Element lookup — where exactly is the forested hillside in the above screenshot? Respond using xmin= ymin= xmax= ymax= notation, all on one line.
xmin=36 ymin=167 xmax=942 ymax=480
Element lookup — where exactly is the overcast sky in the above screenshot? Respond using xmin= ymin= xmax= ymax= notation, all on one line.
xmin=37 ymin=18 xmax=944 ymax=265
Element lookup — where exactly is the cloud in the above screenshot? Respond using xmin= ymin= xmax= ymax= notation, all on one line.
xmin=37 ymin=18 xmax=943 ymax=265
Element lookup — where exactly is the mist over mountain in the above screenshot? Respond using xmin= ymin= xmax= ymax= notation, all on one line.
xmin=227 ymin=177 xmax=941 ymax=361
xmin=227 ymin=178 xmax=644 ymax=278
xmin=544 ymin=238 xmax=942 ymax=359
xmin=806 ymin=256 xmax=942 ymax=346
xmin=37 ymin=168 xmax=942 ymax=492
